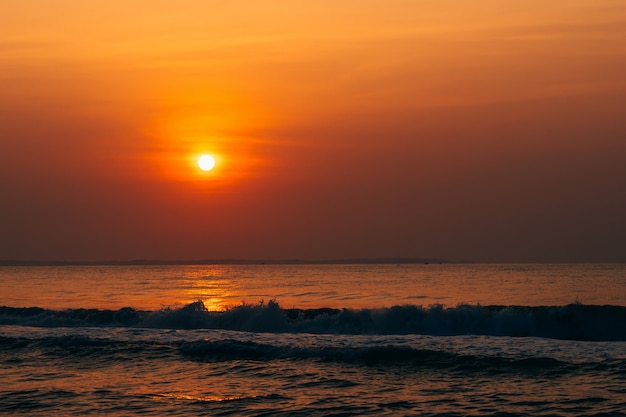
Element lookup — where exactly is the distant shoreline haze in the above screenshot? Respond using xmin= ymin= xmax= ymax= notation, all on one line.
xmin=0 ymin=258 xmax=452 ymax=266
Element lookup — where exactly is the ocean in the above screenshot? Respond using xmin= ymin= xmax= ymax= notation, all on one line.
xmin=1 ymin=263 xmax=625 ymax=416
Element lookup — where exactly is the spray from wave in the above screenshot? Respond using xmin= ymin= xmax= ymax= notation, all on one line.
xmin=2 ymin=301 xmax=625 ymax=341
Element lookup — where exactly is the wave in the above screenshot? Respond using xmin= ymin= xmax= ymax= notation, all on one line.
xmin=178 ymin=339 xmax=577 ymax=373
xmin=2 ymin=301 xmax=626 ymax=341
xmin=1 ymin=334 xmax=624 ymax=376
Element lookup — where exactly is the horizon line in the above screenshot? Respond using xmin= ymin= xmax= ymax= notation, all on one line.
xmin=1 ymin=257 xmax=454 ymax=266
xmin=0 ymin=258 xmax=622 ymax=266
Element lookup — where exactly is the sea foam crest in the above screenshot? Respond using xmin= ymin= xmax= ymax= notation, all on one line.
xmin=1 ymin=301 xmax=625 ymax=341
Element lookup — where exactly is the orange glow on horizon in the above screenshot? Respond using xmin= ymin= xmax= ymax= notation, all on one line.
xmin=1 ymin=0 xmax=625 ymax=262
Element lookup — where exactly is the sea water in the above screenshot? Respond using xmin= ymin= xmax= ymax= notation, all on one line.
xmin=1 ymin=264 xmax=625 ymax=416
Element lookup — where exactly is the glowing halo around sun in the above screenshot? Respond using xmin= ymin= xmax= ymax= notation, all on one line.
xmin=198 ymin=154 xmax=216 ymax=171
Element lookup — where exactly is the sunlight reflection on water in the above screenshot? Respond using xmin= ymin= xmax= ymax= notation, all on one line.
xmin=1 ymin=264 xmax=624 ymax=311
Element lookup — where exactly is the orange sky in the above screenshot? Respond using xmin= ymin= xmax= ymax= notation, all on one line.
xmin=1 ymin=0 xmax=625 ymax=262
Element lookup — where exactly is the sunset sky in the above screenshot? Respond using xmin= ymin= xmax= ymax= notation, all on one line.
xmin=1 ymin=0 xmax=625 ymax=263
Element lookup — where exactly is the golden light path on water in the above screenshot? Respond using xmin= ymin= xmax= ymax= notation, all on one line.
xmin=182 ymin=267 xmax=234 ymax=311
xmin=1 ymin=264 xmax=625 ymax=312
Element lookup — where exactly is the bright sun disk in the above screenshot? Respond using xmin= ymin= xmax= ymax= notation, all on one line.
xmin=198 ymin=154 xmax=215 ymax=171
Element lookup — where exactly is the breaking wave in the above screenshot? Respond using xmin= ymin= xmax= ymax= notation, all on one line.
xmin=2 ymin=301 xmax=626 ymax=341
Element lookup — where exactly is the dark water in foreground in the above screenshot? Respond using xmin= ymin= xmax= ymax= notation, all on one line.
xmin=1 ymin=264 xmax=625 ymax=416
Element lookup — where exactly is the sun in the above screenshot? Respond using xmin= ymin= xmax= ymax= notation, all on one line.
xmin=198 ymin=154 xmax=216 ymax=171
